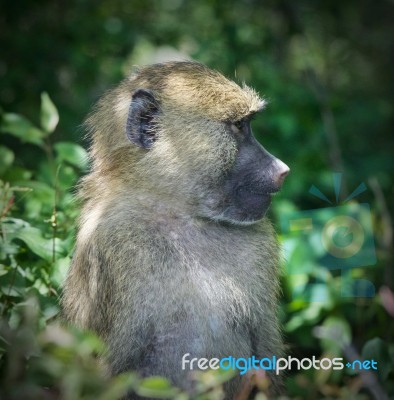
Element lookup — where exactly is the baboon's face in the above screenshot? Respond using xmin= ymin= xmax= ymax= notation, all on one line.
xmin=207 ymin=117 xmax=289 ymax=224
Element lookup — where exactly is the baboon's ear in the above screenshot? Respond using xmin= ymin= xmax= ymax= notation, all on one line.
xmin=126 ymin=89 xmax=160 ymax=149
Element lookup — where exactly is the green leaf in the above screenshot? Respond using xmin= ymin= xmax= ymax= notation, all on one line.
xmin=285 ymin=302 xmax=325 ymax=332
xmin=51 ymin=257 xmax=71 ymax=287
xmin=318 ymin=316 xmax=351 ymax=355
xmin=137 ymin=376 xmax=179 ymax=398
xmin=17 ymin=180 xmax=54 ymax=197
xmin=2 ymin=218 xmax=67 ymax=262
xmin=0 ymin=265 xmax=27 ymax=298
xmin=1 ymin=113 xmax=45 ymax=146
xmin=0 ymin=264 xmax=8 ymax=277
xmin=54 ymin=142 xmax=88 ymax=170
xmin=40 ymin=92 xmax=59 ymax=134
xmin=0 ymin=146 xmax=14 ymax=175
xmin=362 ymin=338 xmax=392 ymax=381
xmin=99 ymin=373 xmax=137 ymax=400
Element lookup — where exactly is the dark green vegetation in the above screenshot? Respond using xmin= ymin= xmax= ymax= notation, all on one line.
xmin=0 ymin=1 xmax=393 ymax=399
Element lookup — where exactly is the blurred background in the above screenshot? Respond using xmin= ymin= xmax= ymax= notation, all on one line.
xmin=0 ymin=1 xmax=393 ymax=399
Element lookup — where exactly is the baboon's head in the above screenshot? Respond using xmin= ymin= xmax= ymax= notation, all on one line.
xmin=88 ymin=61 xmax=289 ymax=224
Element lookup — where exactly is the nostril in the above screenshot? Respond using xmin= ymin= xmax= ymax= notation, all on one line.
xmin=275 ymin=161 xmax=290 ymax=186
xmin=280 ymin=167 xmax=290 ymax=179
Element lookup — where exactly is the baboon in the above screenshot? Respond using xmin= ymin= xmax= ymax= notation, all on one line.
xmin=62 ymin=61 xmax=289 ymax=398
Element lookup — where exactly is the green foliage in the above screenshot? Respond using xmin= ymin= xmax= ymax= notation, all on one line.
xmin=0 ymin=299 xmax=137 ymax=400
xmin=0 ymin=94 xmax=82 ymax=315
xmin=40 ymin=93 xmax=59 ymax=135
xmin=0 ymin=96 xmax=132 ymax=399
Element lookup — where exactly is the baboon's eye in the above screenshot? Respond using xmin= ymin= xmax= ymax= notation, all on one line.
xmin=232 ymin=120 xmax=244 ymax=131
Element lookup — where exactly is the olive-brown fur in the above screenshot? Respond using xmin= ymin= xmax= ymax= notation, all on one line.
xmin=62 ymin=61 xmax=284 ymax=398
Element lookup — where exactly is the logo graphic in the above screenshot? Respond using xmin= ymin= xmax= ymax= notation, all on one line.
xmin=181 ymin=354 xmax=378 ymax=375
xmin=281 ymin=173 xmax=376 ymax=301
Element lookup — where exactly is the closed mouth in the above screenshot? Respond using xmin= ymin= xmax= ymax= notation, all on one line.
xmin=237 ymin=187 xmax=276 ymax=196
